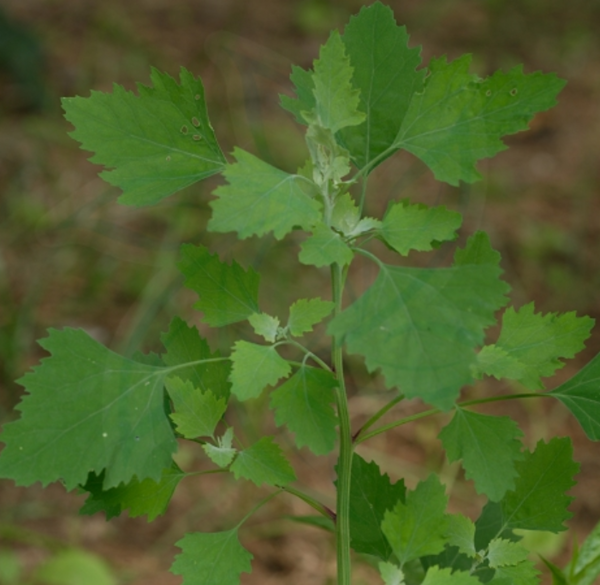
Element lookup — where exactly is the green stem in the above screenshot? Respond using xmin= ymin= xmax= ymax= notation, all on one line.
xmin=355 ymin=392 xmax=546 ymax=445
xmin=281 ymin=485 xmax=336 ymax=521
xmin=331 ymin=263 xmax=353 ymax=585
xmin=236 ymin=489 xmax=283 ymax=529
xmin=352 ymin=393 xmax=405 ymax=441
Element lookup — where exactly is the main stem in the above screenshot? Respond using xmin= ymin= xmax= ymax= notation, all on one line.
xmin=332 ymin=263 xmax=353 ymax=585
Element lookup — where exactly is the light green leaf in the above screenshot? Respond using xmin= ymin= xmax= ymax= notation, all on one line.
xmin=381 ymin=201 xmax=462 ymax=255
xmin=501 ymin=438 xmax=579 ymax=532
xmin=299 ymin=222 xmax=354 ymax=267
xmin=248 ymin=312 xmax=280 ymax=343
xmin=203 ymin=427 xmax=236 ymax=468
xmin=439 ymin=408 xmax=524 ymax=501
xmin=230 ymin=436 xmax=296 ymax=487
xmin=178 ymin=244 xmax=259 ymax=327
xmin=209 ymin=148 xmax=321 ymax=240
xmin=568 ymin=520 xmax=600 ymax=585
xmin=393 ymin=55 xmax=565 ymax=185
xmin=487 ymin=538 xmax=530 ymax=569
xmin=473 ymin=345 xmax=527 ymax=381
xmin=491 ymin=303 xmax=594 ymax=389
xmin=379 ymin=562 xmax=405 ymax=585
xmin=171 ymin=529 xmax=253 ymax=585
xmin=421 ymin=565 xmax=481 ymax=585
xmin=447 ymin=513 xmax=478 ymax=558
xmin=381 ymin=474 xmax=449 ymax=566
xmin=270 ymin=366 xmax=338 ymax=455
xmin=62 ymin=67 xmax=225 ymax=206
xmin=229 ymin=341 xmax=292 ymax=400
xmin=329 ymin=232 xmax=509 ymax=410
xmin=35 ymin=549 xmax=117 ymax=585
xmin=550 ymin=352 xmax=600 ymax=440
xmin=280 ymin=65 xmax=316 ymax=125
xmin=490 ymin=560 xmax=540 ymax=585
xmin=307 ymin=30 xmax=365 ymax=133
xmin=0 ymin=329 xmax=177 ymax=490
xmin=80 ymin=464 xmax=185 ymax=521
xmin=287 ymin=298 xmax=335 ymax=337
xmin=339 ymin=2 xmax=425 ymax=170
xmin=345 ymin=454 xmax=406 ymax=561
xmin=161 ymin=316 xmax=231 ymax=400
xmin=165 ymin=377 xmax=226 ymax=439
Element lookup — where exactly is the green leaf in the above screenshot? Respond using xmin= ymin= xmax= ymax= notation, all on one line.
xmin=541 ymin=558 xmax=568 ymax=585
xmin=248 ymin=312 xmax=280 ymax=343
xmin=550 ymin=352 xmax=600 ymax=440
xmin=280 ymin=65 xmax=315 ymax=124
xmin=178 ymin=244 xmax=260 ymax=327
xmin=62 ymin=67 xmax=225 ymax=206
xmin=501 ymin=438 xmax=579 ymax=532
xmin=35 ymin=549 xmax=117 ymax=585
xmin=339 ymin=1 xmax=425 ymax=170
xmin=379 ymin=562 xmax=405 ymax=585
xmin=473 ymin=345 xmax=527 ymax=381
xmin=287 ymin=298 xmax=335 ymax=337
xmin=489 ymin=303 xmax=594 ymax=389
xmin=165 ymin=377 xmax=226 ymax=439
xmin=345 ymin=454 xmax=406 ymax=561
xmin=230 ymin=436 xmax=296 ymax=487
xmin=203 ymin=427 xmax=236 ymax=468
xmin=446 ymin=514 xmax=477 ymax=558
xmin=161 ymin=316 xmax=231 ymax=400
xmin=306 ymin=30 xmax=365 ymax=133
xmin=329 ymin=232 xmax=509 ymax=410
xmin=299 ymin=223 xmax=354 ymax=267
xmin=331 ymin=192 xmax=381 ymax=238
xmin=270 ymin=366 xmax=338 ymax=455
xmin=229 ymin=341 xmax=292 ymax=400
xmin=393 ymin=55 xmax=565 ymax=185
xmin=171 ymin=529 xmax=253 ymax=585
xmin=209 ymin=148 xmax=321 ymax=240
xmin=568 ymin=520 xmax=600 ymax=585
xmin=80 ymin=463 xmax=185 ymax=521
xmin=421 ymin=566 xmax=481 ymax=585
xmin=439 ymin=408 xmax=524 ymax=501
xmin=381 ymin=474 xmax=449 ymax=566
xmin=381 ymin=201 xmax=462 ymax=256
xmin=0 ymin=329 xmax=177 ymax=490
xmin=487 ymin=538 xmax=530 ymax=569
xmin=490 ymin=560 xmax=540 ymax=585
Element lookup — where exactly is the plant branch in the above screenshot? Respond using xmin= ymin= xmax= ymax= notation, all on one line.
xmin=281 ymin=485 xmax=336 ymax=520
xmin=352 ymin=393 xmax=405 ymax=441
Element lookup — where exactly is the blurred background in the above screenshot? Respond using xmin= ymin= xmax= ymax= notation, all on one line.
xmin=0 ymin=0 xmax=599 ymax=583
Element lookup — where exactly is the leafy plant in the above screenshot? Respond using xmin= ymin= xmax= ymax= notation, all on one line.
xmin=1 ymin=3 xmax=599 ymax=584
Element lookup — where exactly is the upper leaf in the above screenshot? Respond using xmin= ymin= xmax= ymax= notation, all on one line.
xmin=307 ymin=31 xmax=365 ymax=133
xmin=299 ymin=223 xmax=354 ymax=267
xmin=487 ymin=538 xmax=529 ymax=569
xmin=208 ymin=148 xmax=321 ymax=240
xmin=439 ymin=408 xmax=524 ymax=501
xmin=165 ymin=377 xmax=226 ymax=439
xmin=62 ymin=67 xmax=226 ymax=206
xmin=379 ymin=562 xmax=405 ymax=585
xmin=287 ymin=298 xmax=335 ymax=337
xmin=381 ymin=201 xmax=462 ymax=256
xmin=269 ymin=366 xmax=338 ymax=455
xmin=329 ymin=232 xmax=509 ymax=409
xmin=203 ymin=427 xmax=236 ymax=468
xmin=421 ymin=566 xmax=481 ymax=585
xmin=248 ymin=312 xmax=280 ymax=343
xmin=339 ymin=1 xmax=425 ymax=170
xmin=381 ymin=474 xmax=449 ymax=566
xmin=481 ymin=303 xmax=594 ymax=389
xmin=345 ymin=454 xmax=406 ymax=561
xmin=230 ymin=436 xmax=296 ymax=487
xmin=171 ymin=529 xmax=253 ymax=585
xmin=501 ymin=437 xmax=579 ymax=532
xmin=161 ymin=316 xmax=231 ymax=400
xmin=550 ymin=352 xmax=600 ymax=441
xmin=229 ymin=341 xmax=292 ymax=400
xmin=0 ymin=329 xmax=177 ymax=490
xmin=393 ymin=55 xmax=566 ymax=185
xmin=178 ymin=244 xmax=260 ymax=327
xmin=80 ymin=464 xmax=185 ymax=521
xmin=446 ymin=514 xmax=478 ymax=558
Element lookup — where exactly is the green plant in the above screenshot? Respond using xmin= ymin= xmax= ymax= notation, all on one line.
xmin=1 ymin=3 xmax=599 ymax=584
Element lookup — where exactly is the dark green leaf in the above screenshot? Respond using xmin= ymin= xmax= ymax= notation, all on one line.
xmin=270 ymin=366 xmax=338 ymax=455
xmin=178 ymin=244 xmax=260 ymax=327
xmin=209 ymin=148 xmax=321 ymax=240
xmin=0 ymin=329 xmax=177 ymax=490
xmin=171 ymin=529 xmax=253 ymax=585
xmin=62 ymin=67 xmax=225 ymax=206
